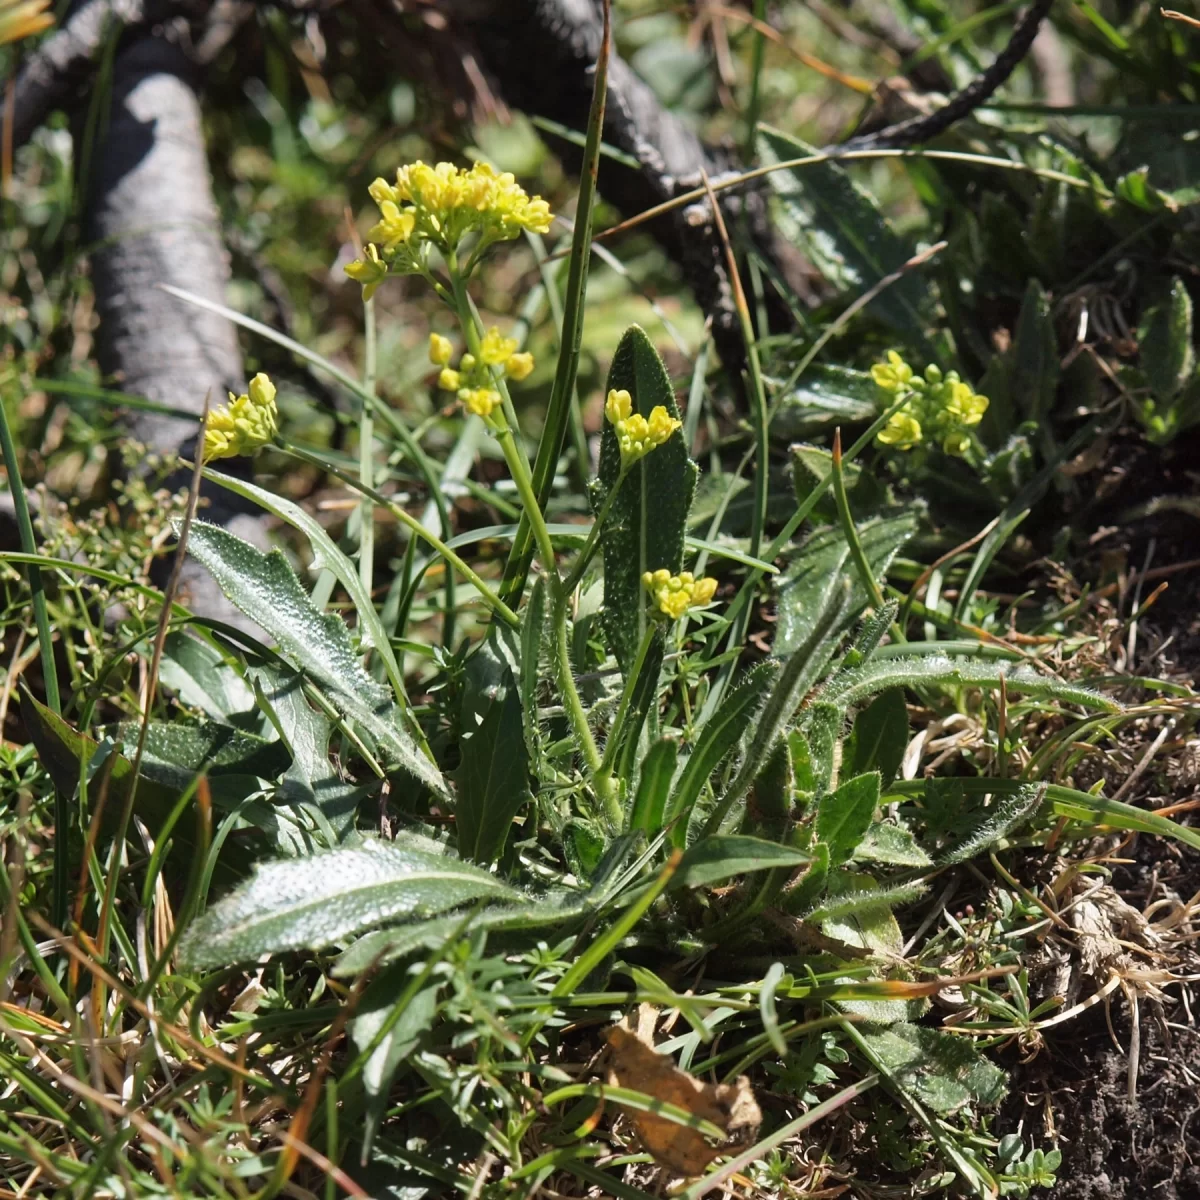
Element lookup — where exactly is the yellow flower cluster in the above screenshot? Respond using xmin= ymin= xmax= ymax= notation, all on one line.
xmin=430 ymin=329 xmax=533 ymax=423
xmin=604 ymin=389 xmax=681 ymax=468
xmin=344 ymin=161 xmax=553 ymax=298
xmin=642 ymin=570 xmax=718 ymax=620
xmin=202 ymin=373 xmax=278 ymax=463
xmin=871 ymin=352 xmax=988 ymax=456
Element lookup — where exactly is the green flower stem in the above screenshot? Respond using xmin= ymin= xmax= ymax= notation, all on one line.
xmin=596 ymin=620 xmax=658 ymax=786
xmin=830 ymin=427 xmax=886 ymax=610
xmin=442 ymin=255 xmax=616 ymax=819
xmin=278 ymin=442 xmax=519 ymax=629
xmin=562 ymin=467 xmax=627 ymax=595
xmin=358 ymin=296 xmax=377 ymax=607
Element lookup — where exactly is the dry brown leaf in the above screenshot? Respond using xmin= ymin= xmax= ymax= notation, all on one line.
xmin=603 ymin=1004 xmax=761 ymax=1176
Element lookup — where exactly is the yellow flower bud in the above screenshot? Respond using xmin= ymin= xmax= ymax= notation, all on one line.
xmin=429 ymin=333 xmax=454 ymax=366
xmin=202 ymin=373 xmax=279 ymax=463
xmin=505 ymin=351 xmax=534 ymax=381
xmin=646 ymin=405 xmax=681 ymax=445
xmin=870 ymin=350 xmax=914 ymax=393
xmin=438 ymin=368 xmax=461 ymax=392
xmin=459 ymin=387 xmax=503 ymax=419
xmin=344 ymin=243 xmax=388 ymax=301
xmin=605 ymin=388 xmax=632 ymax=425
xmin=459 ymin=354 xmax=476 ymax=373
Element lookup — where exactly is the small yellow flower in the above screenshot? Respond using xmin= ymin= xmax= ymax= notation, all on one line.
xmin=368 ymin=200 xmax=416 ymax=251
xmin=870 ymin=350 xmax=914 ymax=393
xmin=459 ymin=387 xmax=503 ymax=419
xmin=438 ymin=368 xmax=461 ymax=391
xmin=479 ymin=327 xmax=518 ymax=367
xmin=641 ymin=568 xmax=718 ymax=619
xmin=604 ymin=390 xmax=681 ymax=467
xmin=203 ymin=373 xmax=278 ymax=463
xmin=877 ymin=409 xmax=922 ymax=451
xmin=429 ymin=333 xmax=454 ymax=366
xmin=505 ymin=351 xmax=534 ymax=381
xmin=344 ymin=243 xmax=388 ymax=300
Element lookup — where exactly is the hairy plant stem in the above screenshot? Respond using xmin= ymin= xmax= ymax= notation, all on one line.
xmin=595 ymin=620 xmax=658 ymax=792
xmin=445 ymin=264 xmax=617 ymax=823
xmin=358 ymin=296 xmax=377 ymax=618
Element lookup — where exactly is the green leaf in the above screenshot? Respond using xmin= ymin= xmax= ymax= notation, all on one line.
xmin=594 ymin=326 xmax=698 ymax=671
xmin=750 ymin=737 xmax=792 ymax=836
xmin=177 ymin=836 xmax=518 ymax=968
xmin=858 ymin=1024 xmax=1006 ymax=1116
xmin=628 ymin=737 xmax=678 ymax=836
xmin=1011 ymin=278 xmax=1058 ymax=423
xmin=202 ymin=467 xmax=407 ymax=699
xmin=824 ymin=655 xmax=1119 ymax=713
xmin=939 ymin=783 xmax=1044 ymax=864
xmin=669 ymin=835 xmax=811 ymax=891
xmin=454 ymin=631 xmax=532 ymax=864
xmin=816 ymin=771 xmax=880 ymax=868
xmin=804 ymin=703 xmax=842 ymax=796
xmin=772 ymin=365 xmax=879 ymax=439
xmin=520 ymin=576 xmax=546 ymax=762
xmin=183 ymin=521 xmax=446 ymax=797
xmin=613 ymin=630 xmax=666 ymax=784
xmin=843 ymin=689 xmax=908 ymax=788
xmin=252 ymin=666 xmax=365 ymax=842
xmin=332 ymin=892 xmax=590 ymax=976
xmin=108 ymin=719 xmax=290 ymax=791
xmin=782 ymin=840 xmax=829 ymax=915
xmin=663 ymin=661 xmax=779 ymax=847
xmin=1139 ymin=277 xmax=1194 ymax=403
xmin=775 ymin=515 xmax=916 ymax=657
xmin=758 ymin=125 xmax=932 ymax=340
xmin=21 ymin=689 xmax=180 ymax=833
xmin=351 ymin=970 xmax=440 ymax=1150
xmin=159 ymin=631 xmax=253 ymax=721
xmin=852 ymin=821 xmax=932 ymax=868
xmin=564 ymin=818 xmax=607 ymax=879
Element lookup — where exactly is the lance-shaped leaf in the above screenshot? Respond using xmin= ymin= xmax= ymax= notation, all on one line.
xmin=593 ymin=325 xmax=698 ymax=671
xmin=758 ymin=124 xmax=932 ymax=341
xmin=775 ymin=515 xmax=916 ymax=658
xmin=183 ymin=521 xmax=446 ymax=797
xmin=178 ymin=837 xmax=518 ymax=968
xmin=454 ymin=629 xmax=532 ymax=864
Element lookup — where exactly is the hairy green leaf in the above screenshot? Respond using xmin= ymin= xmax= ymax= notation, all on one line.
xmin=594 ymin=325 xmax=698 ymax=671
xmin=455 ymin=631 xmax=532 ymax=864
xmin=843 ymin=689 xmax=908 ymax=787
xmin=178 ymin=837 xmax=518 ymax=968
xmin=664 ymin=661 xmax=779 ymax=847
xmin=159 ymin=631 xmax=253 ymax=721
xmin=628 ymin=737 xmax=678 ymax=836
xmin=252 ymin=666 xmax=365 ymax=843
xmin=852 ymin=821 xmax=932 ymax=868
xmin=773 ymin=364 xmax=880 ymax=439
xmin=858 ymin=1024 xmax=1006 ymax=1116
xmin=824 ymin=655 xmax=1119 ymax=713
xmin=183 ymin=521 xmax=445 ymax=797
xmin=939 ymin=783 xmax=1044 ymax=864
xmin=758 ymin=125 xmax=932 ymax=340
xmin=1139 ymin=277 xmax=1194 ymax=402
xmin=816 ymin=771 xmax=880 ymax=867
xmin=775 ymin=515 xmax=916 ymax=657
xmin=669 ymin=835 xmax=811 ymax=891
